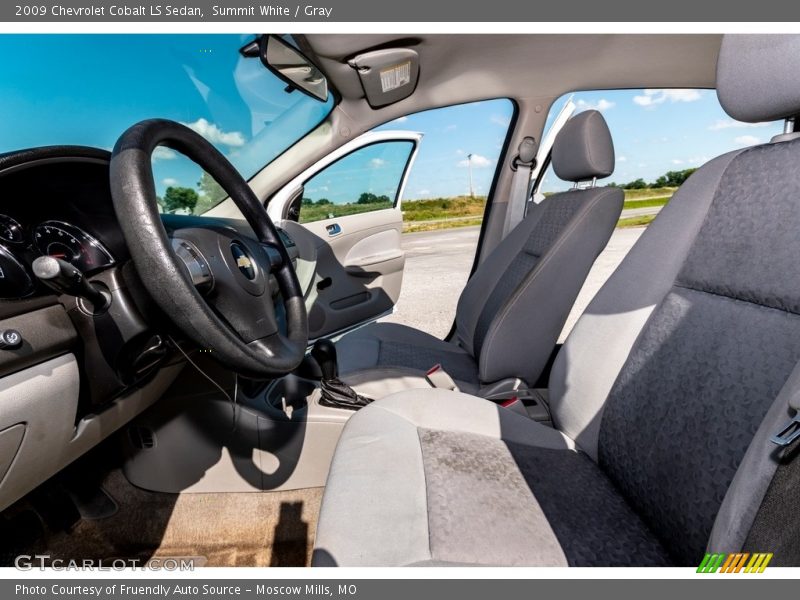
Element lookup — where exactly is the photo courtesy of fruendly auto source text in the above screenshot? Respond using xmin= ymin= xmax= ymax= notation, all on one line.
xmin=0 ymin=0 xmax=799 ymax=597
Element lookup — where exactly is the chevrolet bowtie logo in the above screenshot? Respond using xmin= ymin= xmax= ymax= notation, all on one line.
xmin=231 ymin=243 xmax=256 ymax=280
xmin=237 ymin=255 xmax=252 ymax=270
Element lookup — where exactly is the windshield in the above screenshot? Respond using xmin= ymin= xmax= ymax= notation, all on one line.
xmin=0 ymin=34 xmax=334 ymax=214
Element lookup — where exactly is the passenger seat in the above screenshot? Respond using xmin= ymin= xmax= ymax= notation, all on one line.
xmin=334 ymin=109 xmax=624 ymax=398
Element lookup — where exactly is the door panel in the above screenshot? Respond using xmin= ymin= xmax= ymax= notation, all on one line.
xmin=297 ymin=209 xmax=404 ymax=340
xmin=270 ymin=131 xmax=421 ymax=340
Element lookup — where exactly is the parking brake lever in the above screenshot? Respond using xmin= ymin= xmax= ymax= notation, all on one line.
xmin=32 ymin=256 xmax=110 ymax=312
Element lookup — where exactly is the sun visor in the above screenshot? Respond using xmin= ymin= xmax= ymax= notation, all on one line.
xmin=348 ymin=48 xmax=420 ymax=108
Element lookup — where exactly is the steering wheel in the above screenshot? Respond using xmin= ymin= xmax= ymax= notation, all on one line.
xmin=109 ymin=119 xmax=308 ymax=378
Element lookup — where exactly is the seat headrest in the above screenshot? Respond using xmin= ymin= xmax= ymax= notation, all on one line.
xmin=717 ymin=35 xmax=800 ymax=123
xmin=551 ymin=110 xmax=615 ymax=183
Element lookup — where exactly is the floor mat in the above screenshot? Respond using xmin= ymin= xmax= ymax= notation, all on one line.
xmin=11 ymin=470 xmax=323 ymax=567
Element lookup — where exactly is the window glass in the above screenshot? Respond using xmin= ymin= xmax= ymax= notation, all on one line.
xmin=0 ymin=34 xmax=334 ymax=215
xmin=376 ymin=98 xmax=515 ymax=234
xmin=299 ymin=141 xmax=415 ymax=224
xmin=538 ymin=89 xmax=783 ymax=227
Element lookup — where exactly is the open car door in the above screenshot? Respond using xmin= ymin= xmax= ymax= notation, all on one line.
xmin=530 ymin=95 xmax=576 ymax=204
xmin=268 ymin=130 xmax=422 ymax=341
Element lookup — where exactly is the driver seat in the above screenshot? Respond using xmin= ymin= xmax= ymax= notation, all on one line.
xmin=312 ymin=35 xmax=800 ymax=566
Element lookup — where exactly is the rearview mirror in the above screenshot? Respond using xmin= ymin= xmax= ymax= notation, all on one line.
xmin=247 ymin=35 xmax=328 ymax=102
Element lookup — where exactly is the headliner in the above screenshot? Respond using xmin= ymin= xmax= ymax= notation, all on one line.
xmin=302 ymin=34 xmax=722 ymax=121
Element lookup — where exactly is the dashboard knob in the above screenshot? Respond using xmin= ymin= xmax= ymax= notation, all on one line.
xmin=0 ymin=329 xmax=22 ymax=349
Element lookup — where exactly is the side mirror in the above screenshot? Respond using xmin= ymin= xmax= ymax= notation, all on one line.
xmin=242 ymin=35 xmax=328 ymax=102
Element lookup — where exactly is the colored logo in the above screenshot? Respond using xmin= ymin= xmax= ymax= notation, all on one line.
xmin=697 ymin=553 xmax=773 ymax=573
xmin=231 ymin=243 xmax=256 ymax=280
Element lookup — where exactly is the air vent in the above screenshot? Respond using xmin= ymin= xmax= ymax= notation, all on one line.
xmin=128 ymin=426 xmax=156 ymax=450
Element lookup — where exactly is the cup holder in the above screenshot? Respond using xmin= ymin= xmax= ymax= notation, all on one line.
xmin=265 ymin=375 xmax=318 ymax=419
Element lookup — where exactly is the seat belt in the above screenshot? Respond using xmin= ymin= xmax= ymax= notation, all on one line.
xmin=771 ymin=391 xmax=800 ymax=446
xmin=502 ymin=136 xmax=538 ymax=238
xmin=739 ymin=387 xmax=800 ymax=565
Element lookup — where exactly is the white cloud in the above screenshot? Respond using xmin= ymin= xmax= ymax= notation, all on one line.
xmin=443 ymin=124 xmax=457 ymax=132
xmin=671 ymin=159 xmax=684 ymax=165
xmin=734 ymin=135 xmax=761 ymax=146
xmin=490 ymin=114 xmax=511 ymax=127
xmin=458 ymin=154 xmax=492 ymax=168
xmin=181 ymin=118 xmax=245 ymax=147
xmin=162 ymin=178 xmax=179 ymax=186
xmin=633 ymin=89 xmax=702 ymax=107
xmin=708 ymin=119 xmax=771 ymax=131
xmin=369 ymin=158 xmax=386 ymax=168
xmin=617 ymin=155 xmax=627 ymax=162
xmin=392 ymin=116 xmax=409 ymax=123
xmin=152 ymin=146 xmax=178 ymax=161
xmin=418 ymin=189 xmax=431 ymax=195
xmin=577 ymin=98 xmax=616 ymax=112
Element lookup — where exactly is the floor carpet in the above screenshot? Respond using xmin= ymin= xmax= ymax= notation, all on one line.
xmin=2 ymin=470 xmax=323 ymax=567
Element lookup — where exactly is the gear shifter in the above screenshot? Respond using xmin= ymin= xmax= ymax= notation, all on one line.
xmin=311 ymin=338 xmax=338 ymax=380
xmin=311 ymin=339 xmax=372 ymax=410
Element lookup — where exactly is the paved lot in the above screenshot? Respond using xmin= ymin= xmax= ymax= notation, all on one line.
xmin=380 ymin=225 xmax=645 ymax=341
xmin=380 ymin=227 xmax=480 ymax=339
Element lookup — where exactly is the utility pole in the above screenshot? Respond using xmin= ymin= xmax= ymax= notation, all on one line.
xmin=467 ymin=153 xmax=474 ymax=198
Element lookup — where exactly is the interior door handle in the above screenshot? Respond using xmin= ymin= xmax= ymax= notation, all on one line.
xmin=326 ymin=223 xmax=341 ymax=236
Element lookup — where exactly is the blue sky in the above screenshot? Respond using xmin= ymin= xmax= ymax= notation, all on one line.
xmin=0 ymin=34 xmax=786 ymax=207
xmin=0 ymin=34 xmax=332 ymax=198
xmin=377 ymin=100 xmax=515 ymax=200
xmin=540 ymin=89 xmax=784 ymax=192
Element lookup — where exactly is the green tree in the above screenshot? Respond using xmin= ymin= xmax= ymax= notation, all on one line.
xmin=623 ymin=178 xmax=648 ymax=190
xmin=198 ymin=172 xmax=226 ymax=204
xmin=162 ymin=186 xmax=199 ymax=214
xmin=316 ymin=198 xmax=332 ymax=205
xmin=663 ymin=168 xmax=697 ymax=186
xmin=192 ymin=172 xmax=227 ymax=214
xmin=357 ymin=192 xmax=379 ymax=204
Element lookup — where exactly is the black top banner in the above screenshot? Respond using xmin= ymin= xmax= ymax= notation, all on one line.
xmin=1 ymin=0 xmax=797 ymax=22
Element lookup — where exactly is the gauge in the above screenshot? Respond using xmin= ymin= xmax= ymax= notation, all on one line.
xmin=0 ymin=245 xmax=33 ymax=299
xmin=0 ymin=214 xmax=24 ymax=244
xmin=33 ymin=221 xmax=114 ymax=273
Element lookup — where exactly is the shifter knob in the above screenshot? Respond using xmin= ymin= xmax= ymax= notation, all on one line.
xmin=311 ymin=338 xmax=338 ymax=381
xmin=32 ymin=256 xmax=109 ymax=311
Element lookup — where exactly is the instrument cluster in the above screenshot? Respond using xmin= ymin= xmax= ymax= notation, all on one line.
xmin=0 ymin=215 xmax=114 ymax=300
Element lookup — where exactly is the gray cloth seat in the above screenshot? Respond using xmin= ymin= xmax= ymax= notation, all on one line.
xmin=335 ymin=109 xmax=623 ymax=395
xmin=313 ymin=35 xmax=800 ymax=567
xmin=313 ymin=392 xmax=672 ymax=566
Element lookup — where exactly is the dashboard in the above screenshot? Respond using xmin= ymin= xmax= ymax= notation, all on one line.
xmin=0 ymin=144 xmax=303 ymax=515
xmin=0 ymin=151 xmax=127 ymax=305
xmin=0 ymin=146 xmax=299 ymax=394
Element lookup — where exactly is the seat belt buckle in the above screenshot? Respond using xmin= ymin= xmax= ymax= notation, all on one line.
xmin=499 ymin=396 xmax=529 ymax=417
xmin=425 ymin=364 xmax=460 ymax=392
xmin=771 ymin=413 xmax=800 ymax=447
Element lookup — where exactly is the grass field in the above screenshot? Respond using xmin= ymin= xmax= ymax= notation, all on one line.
xmin=299 ymin=190 xmax=673 ymax=232
xmin=619 ymin=187 xmax=677 ymax=200
xmin=622 ymin=196 xmax=670 ymax=211
xmin=617 ymin=214 xmax=657 ymax=228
